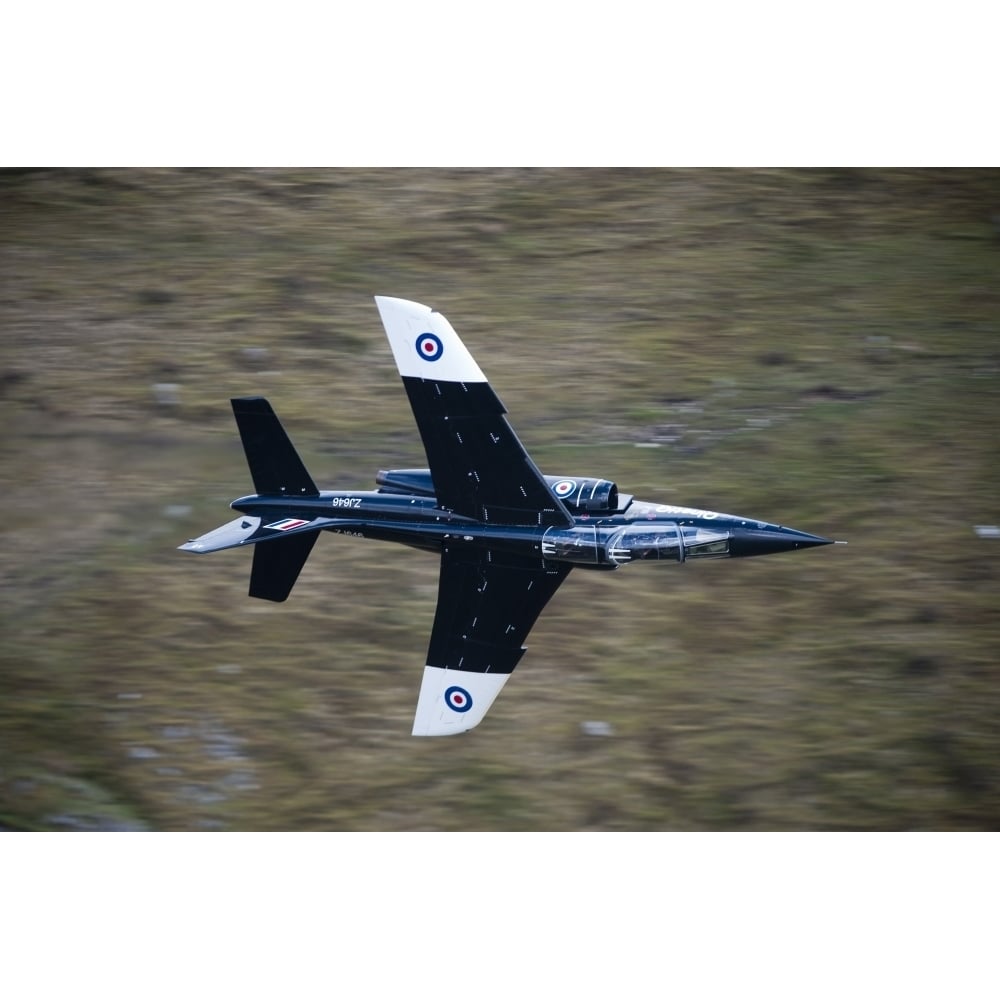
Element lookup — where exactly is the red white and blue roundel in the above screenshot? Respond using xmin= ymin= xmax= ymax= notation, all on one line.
xmin=444 ymin=685 xmax=473 ymax=713
xmin=552 ymin=479 xmax=577 ymax=499
xmin=415 ymin=332 xmax=443 ymax=362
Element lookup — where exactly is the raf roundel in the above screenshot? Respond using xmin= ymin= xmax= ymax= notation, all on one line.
xmin=415 ymin=332 xmax=444 ymax=362
xmin=553 ymin=479 xmax=577 ymax=499
xmin=444 ymin=685 xmax=473 ymax=713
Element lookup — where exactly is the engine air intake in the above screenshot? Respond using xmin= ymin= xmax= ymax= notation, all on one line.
xmin=543 ymin=476 xmax=620 ymax=512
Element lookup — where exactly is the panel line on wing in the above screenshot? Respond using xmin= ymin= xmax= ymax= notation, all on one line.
xmin=425 ymin=548 xmax=571 ymax=676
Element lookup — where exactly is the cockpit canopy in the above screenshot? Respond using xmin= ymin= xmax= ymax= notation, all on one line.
xmin=542 ymin=523 xmax=731 ymax=566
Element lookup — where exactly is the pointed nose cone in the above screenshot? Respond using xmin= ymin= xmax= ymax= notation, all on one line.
xmin=730 ymin=524 xmax=833 ymax=558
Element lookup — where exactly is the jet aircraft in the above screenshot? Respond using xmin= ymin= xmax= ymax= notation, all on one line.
xmin=181 ymin=296 xmax=834 ymax=735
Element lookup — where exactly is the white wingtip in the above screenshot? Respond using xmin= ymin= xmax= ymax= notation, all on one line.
xmin=411 ymin=666 xmax=512 ymax=736
xmin=374 ymin=296 xmax=487 ymax=383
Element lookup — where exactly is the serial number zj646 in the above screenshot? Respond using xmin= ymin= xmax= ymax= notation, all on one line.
xmin=330 ymin=496 xmax=363 ymax=508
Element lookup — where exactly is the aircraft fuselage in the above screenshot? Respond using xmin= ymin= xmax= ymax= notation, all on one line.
xmin=229 ymin=487 xmax=830 ymax=568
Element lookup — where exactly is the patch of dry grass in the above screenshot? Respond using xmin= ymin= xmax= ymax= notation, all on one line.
xmin=1 ymin=168 xmax=998 ymax=829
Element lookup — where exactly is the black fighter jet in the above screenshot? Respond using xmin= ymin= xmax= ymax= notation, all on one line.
xmin=181 ymin=296 xmax=835 ymax=735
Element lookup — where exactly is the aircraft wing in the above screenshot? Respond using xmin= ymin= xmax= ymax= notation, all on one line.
xmin=412 ymin=547 xmax=571 ymax=735
xmin=375 ymin=296 xmax=574 ymax=528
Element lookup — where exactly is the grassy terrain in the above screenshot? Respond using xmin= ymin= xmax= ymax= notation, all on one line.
xmin=1 ymin=168 xmax=998 ymax=830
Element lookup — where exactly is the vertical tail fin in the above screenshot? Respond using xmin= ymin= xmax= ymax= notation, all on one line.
xmin=231 ymin=397 xmax=318 ymax=497
xmin=231 ymin=397 xmax=319 ymax=602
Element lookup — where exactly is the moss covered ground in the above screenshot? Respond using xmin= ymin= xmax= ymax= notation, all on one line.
xmin=1 ymin=168 xmax=998 ymax=830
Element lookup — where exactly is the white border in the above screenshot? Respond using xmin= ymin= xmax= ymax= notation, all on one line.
xmin=4 ymin=5 xmax=997 ymax=164
xmin=5 ymin=834 xmax=995 ymax=997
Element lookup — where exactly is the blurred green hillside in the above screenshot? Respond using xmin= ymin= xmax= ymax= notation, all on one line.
xmin=1 ymin=168 xmax=998 ymax=830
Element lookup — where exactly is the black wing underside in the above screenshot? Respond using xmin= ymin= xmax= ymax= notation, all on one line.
xmin=249 ymin=531 xmax=318 ymax=602
xmin=401 ymin=377 xmax=573 ymax=528
xmin=426 ymin=547 xmax=572 ymax=675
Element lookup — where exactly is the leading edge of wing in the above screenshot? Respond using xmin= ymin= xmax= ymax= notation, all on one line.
xmin=374 ymin=296 xmax=574 ymax=529
xmin=412 ymin=548 xmax=572 ymax=736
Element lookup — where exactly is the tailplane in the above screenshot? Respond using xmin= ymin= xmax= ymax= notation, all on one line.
xmin=180 ymin=398 xmax=324 ymax=603
xmin=231 ymin=397 xmax=318 ymax=497
xmin=231 ymin=396 xmax=320 ymax=601
xmin=249 ymin=531 xmax=318 ymax=602
xmin=180 ymin=511 xmax=331 ymax=601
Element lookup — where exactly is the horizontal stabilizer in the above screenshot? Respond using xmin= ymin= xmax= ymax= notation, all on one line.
xmin=232 ymin=397 xmax=318 ymax=497
xmin=249 ymin=531 xmax=318 ymax=602
xmin=179 ymin=516 xmax=262 ymax=553
xmin=179 ymin=515 xmax=336 ymax=553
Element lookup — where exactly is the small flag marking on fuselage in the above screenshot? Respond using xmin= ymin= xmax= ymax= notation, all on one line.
xmin=265 ymin=518 xmax=310 ymax=531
